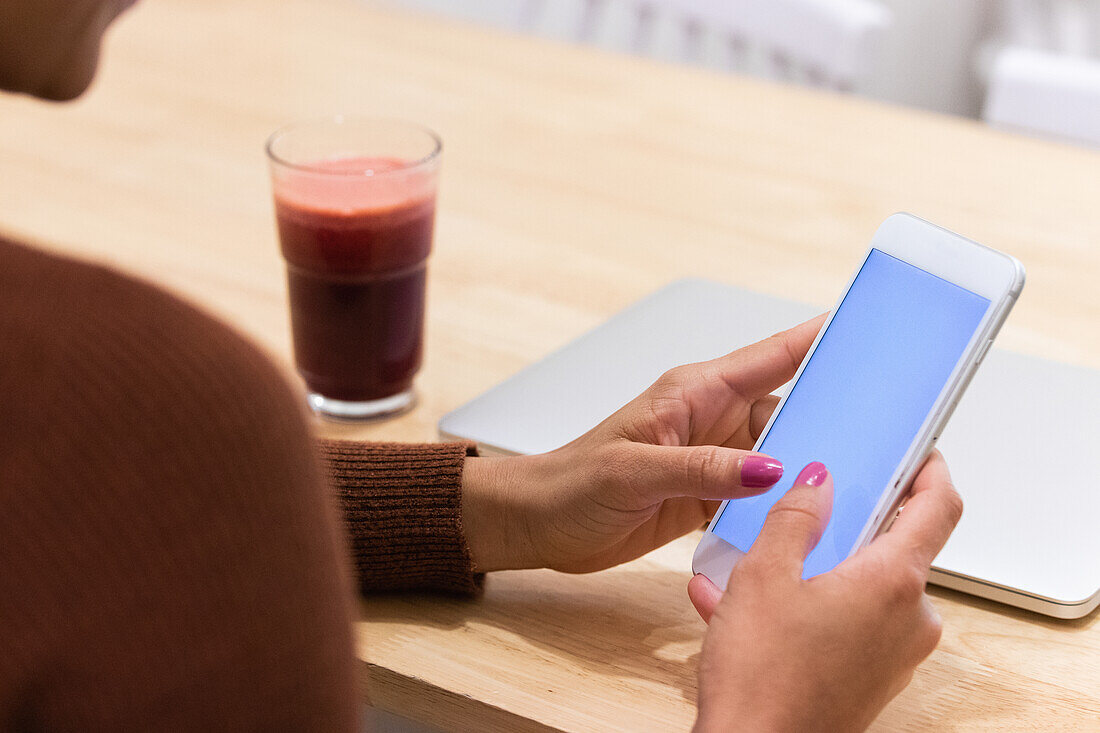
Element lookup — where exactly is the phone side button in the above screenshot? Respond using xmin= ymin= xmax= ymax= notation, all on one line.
xmin=975 ymin=339 xmax=993 ymax=365
xmin=931 ymin=409 xmax=952 ymax=442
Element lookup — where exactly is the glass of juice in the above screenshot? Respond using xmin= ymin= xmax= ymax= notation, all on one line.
xmin=266 ymin=117 xmax=441 ymax=420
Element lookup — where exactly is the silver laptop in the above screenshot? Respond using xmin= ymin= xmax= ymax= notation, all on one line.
xmin=440 ymin=279 xmax=1100 ymax=618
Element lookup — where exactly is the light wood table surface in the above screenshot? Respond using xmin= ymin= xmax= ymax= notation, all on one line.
xmin=1 ymin=0 xmax=1098 ymax=730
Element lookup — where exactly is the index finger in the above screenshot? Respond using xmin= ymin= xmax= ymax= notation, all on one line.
xmin=874 ymin=451 xmax=964 ymax=570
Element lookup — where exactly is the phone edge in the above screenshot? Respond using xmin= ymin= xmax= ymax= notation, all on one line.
xmin=693 ymin=214 xmax=1026 ymax=583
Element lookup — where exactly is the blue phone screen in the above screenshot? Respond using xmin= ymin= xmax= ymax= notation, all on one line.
xmin=711 ymin=248 xmax=990 ymax=578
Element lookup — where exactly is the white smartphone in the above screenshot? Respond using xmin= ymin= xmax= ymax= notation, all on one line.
xmin=693 ymin=213 xmax=1026 ymax=587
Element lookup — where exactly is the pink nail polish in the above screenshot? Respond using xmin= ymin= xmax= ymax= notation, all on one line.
xmin=741 ymin=456 xmax=784 ymax=488
xmin=796 ymin=461 xmax=828 ymax=487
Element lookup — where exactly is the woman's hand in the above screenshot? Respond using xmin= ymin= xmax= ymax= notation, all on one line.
xmin=689 ymin=453 xmax=962 ymax=732
xmin=460 ymin=314 xmax=825 ymax=573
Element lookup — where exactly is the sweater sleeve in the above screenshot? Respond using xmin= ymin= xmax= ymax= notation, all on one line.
xmin=319 ymin=440 xmax=485 ymax=596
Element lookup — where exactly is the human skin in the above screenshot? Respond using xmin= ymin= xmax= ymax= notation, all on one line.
xmin=688 ymin=454 xmax=960 ymax=732
xmin=0 ymin=0 xmax=136 ymax=100
xmin=460 ymin=316 xmax=826 ymax=574
xmin=459 ymin=314 xmax=956 ymax=579
xmin=462 ymin=319 xmax=961 ymax=731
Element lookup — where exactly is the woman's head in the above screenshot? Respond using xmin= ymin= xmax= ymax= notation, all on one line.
xmin=0 ymin=0 xmax=137 ymax=101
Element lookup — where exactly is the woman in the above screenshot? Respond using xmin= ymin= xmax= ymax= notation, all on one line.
xmin=0 ymin=2 xmax=961 ymax=730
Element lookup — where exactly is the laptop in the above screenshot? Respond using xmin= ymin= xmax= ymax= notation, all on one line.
xmin=439 ymin=279 xmax=1100 ymax=619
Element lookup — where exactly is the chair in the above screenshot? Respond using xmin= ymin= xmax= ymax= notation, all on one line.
xmin=983 ymin=45 xmax=1100 ymax=146
xmin=700 ymin=0 xmax=891 ymax=91
xmin=523 ymin=0 xmax=892 ymax=92
xmin=393 ymin=0 xmax=530 ymax=29
xmin=389 ymin=0 xmax=891 ymax=93
xmin=1002 ymin=0 xmax=1100 ymax=56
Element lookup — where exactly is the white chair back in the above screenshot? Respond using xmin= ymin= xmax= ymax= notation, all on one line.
xmin=522 ymin=0 xmax=891 ymax=92
xmin=395 ymin=0 xmax=531 ymax=29
xmin=697 ymin=0 xmax=891 ymax=90
xmin=1003 ymin=0 xmax=1100 ymax=56
xmin=984 ymin=45 xmax=1100 ymax=146
xmin=389 ymin=0 xmax=891 ymax=92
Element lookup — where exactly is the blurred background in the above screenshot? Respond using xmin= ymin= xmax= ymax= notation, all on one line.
xmin=377 ymin=0 xmax=1100 ymax=147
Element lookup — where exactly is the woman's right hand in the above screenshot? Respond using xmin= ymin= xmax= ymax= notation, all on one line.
xmin=689 ymin=452 xmax=962 ymax=732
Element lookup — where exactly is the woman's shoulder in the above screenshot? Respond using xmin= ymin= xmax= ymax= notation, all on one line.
xmin=0 ymin=238 xmax=301 ymax=440
xmin=0 ymin=238 xmax=237 ymax=348
xmin=0 ymin=241 xmax=358 ymax=731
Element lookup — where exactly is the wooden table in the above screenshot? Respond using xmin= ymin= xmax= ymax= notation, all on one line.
xmin=1 ymin=0 xmax=1097 ymax=729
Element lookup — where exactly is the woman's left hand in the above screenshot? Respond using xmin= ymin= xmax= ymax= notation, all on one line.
xmin=460 ymin=314 xmax=825 ymax=573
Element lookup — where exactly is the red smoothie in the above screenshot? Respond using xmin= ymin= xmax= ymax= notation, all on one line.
xmin=273 ymin=157 xmax=437 ymax=402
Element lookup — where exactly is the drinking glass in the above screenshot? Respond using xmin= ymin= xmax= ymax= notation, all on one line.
xmin=267 ymin=117 xmax=441 ymax=419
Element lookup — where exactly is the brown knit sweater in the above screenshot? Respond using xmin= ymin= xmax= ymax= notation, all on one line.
xmin=0 ymin=239 xmax=480 ymax=730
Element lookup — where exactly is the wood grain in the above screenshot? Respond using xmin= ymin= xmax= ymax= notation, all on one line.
xmin=0 ymin=0 xmax=1097 ymax=729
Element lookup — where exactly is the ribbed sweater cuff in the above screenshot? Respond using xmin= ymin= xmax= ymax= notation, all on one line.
xmin=320 ymin=440 xmax=483 ymax=596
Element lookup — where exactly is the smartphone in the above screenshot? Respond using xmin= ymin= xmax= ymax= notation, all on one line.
xmin=692 ymin=213 xmax=1026 ymax=587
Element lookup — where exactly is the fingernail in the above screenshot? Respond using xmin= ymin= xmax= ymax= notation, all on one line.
xmin=796 ymin=461 xmax=828 ymax=487
xmin=741 ymin=456 xmax=784 ymax=488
